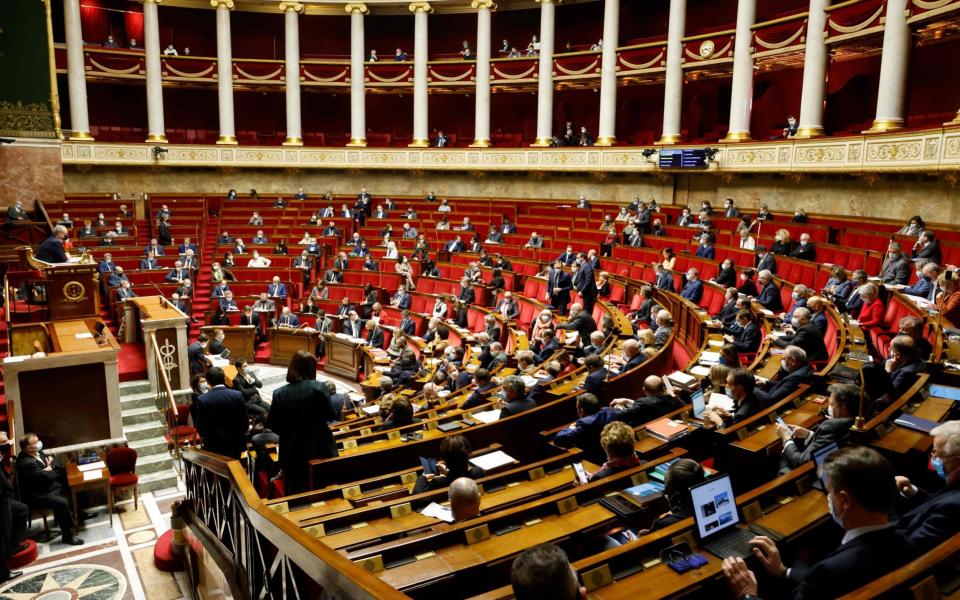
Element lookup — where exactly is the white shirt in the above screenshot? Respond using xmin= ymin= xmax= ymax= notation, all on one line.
xmin=739 ymin=236 xmax=756 ymax=250
xmin=247 ymin=256 xmax=272 ymax=268
xmin=840 ymin=524 xmax=891 ymax=546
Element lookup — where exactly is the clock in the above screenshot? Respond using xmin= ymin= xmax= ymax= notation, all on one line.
xmin=699 ymin=40 xmax=715 ymax=59
xmin=63 ymin=281 xmax=86 ymax=302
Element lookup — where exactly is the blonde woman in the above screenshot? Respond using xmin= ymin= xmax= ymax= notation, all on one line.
xmin=771 ymin=229 xmax=792 ymax=255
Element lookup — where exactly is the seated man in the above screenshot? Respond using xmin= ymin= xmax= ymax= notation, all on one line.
xmin=753 ymin=345 xmax=813 ymax=405
xmin=553 ymin=393 xmax=618 ymax=464
xmin=498 ymin=376 xmax=537 ymax=417
xmin=449 ymin=478 xmax=482 ymax=522
xmin=771 ymin=307 xmax=828 ymax=362
xmin=267 ymin=276 xmax=287 ymax=299
xmin=776 ymin=383 xmax=858 ymax=474
xmin=894 ymin=420 xmax=960 ymax=551
xmin=679 ymin=268 xmax=704 ymax=304
xmin=460 ymin=369 xmax=497 ymax=410
xmin=582 ymin=354 xmax=608 ymax=397
xmin=273 ymin=307 xmax=299 ymax=328
xmin=756 ymin=269 xmax=783 ymax=312
xmin=16 ymin=433 xmax=87 ymax=545
xmin=723 ymin=446 xmax=918 ymax=600
xmin=511 ymin=544 xmax=584 ymax=600
xmin=863 ymin=335 xmax=925 ymax=406
xmin=610 ymin=375 xmax=685 ymax=426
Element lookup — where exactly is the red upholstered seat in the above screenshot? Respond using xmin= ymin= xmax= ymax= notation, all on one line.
xmin=153 ymin=529 xmax=183 ymax=572
xmin=110 ymin=472 xmax=138 ymax=487
xmin=106 ymin=447 xmax=139 ymax=523
xmin=8 ymin=539 xmax=37 ymax=569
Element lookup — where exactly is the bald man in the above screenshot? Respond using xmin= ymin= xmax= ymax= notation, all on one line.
xmin=610 ymin=375 xmax=685 ymax=425
xmin=621 ymin=338 xmax=646 ymax=372
xmin=449 ymin=477 xmax=481 ymax=522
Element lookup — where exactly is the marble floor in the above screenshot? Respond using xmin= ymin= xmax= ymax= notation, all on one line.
xmin=0 ymin=366 xmax=360 ymax=600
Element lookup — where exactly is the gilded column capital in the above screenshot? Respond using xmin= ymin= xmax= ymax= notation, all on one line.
xmin=470 ymin=0 xmax=496 ymax=9
xmin=278 ymin=1 xmax=303 ymax=12
xmin=210 ymin=0 xmax=235 ymax=8
xmin=408 ymin=1 xmax=433 ymax=13
xmin=138 ymin=0 xmax=162 ymax=5
xmin=534 ymin=0 xmax=560 ymax=4
xmin=344 ymin=3 xmax=368 ymax=14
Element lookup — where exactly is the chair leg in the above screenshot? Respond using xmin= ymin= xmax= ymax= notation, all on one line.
xmin=134 ymin=486 xmax=139 ymax=511
xmin=108 ymin=489 xmax=113 ymax=527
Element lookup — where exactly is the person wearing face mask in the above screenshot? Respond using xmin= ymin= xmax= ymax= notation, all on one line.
xmin=782 ymin=114 xmax=798 ymax=138
xmin=679 ymin=268 xmax=704 ymax=304
xmin=753 ymin=345 xmax=813 ymax=405
xmin=781 ymin=284 xmax=811 ymax=323
xmin=498 ymin=376 xmax=537 ymax=417
xmin=233 ymin=358 xmax=270 ymax=418
xmin=776 ymin=383 xmax=858 ymax=474
xmin=791 ymin=207 xmax=808 ymax=223
xmin=862 ymin=335 xmax=924 ymax=409
xmin=755 ymin=245 xmax=777 ymax=275
xmin=899 ymin=261 xmax=940 ymax=299
xmin=705 ymin=368 xmax=763 ymax=426
xmin=770 ymin=308 xmax=828 ymax=362
xmin=898 ymin=214 xmax=925 ymax=236
xmin=723 ymin=446 xmax=918 ymax=600
xmin=880 ymin=242 xmax=911 ymax=285
xmin=893 ymin=420 xmax=960 ymax=551
xmin=723 ymin=309 xmax=761 ymax=354
xmin=694 ymin=234 xmax=715 ymax=259
xmin=15 ymin=433 xmax=87 ymax=546
xmin=714 ymin=287 xmax=741 ymax=328
xmin=853 ymin=282 xmax=885 ymax=333
xmin=737 ymin=268 xmax=759 ymax=298
xmin=789 ymin=233 xmax=816 ymax=262
xmin=911 ymin=230 xmax=941 ymax=266
xmin=712 ymin=259 xmax=738 ymax=288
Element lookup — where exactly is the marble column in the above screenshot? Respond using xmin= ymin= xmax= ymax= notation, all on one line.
xmin=280 ymin=2 xmax=304 ymax=145
xmin=867 ymin=0 xmax=909 ymax=132
xmin=346 ymin=3 xmax=368 ymax=146
xmin=63 ymin=0 xmax=93 ymax=140
xmin=724 ymin=0 xmax=757 ymax=142
xmin=409 ymin=2 xmax=432 ymax=147
xmin=211 ymin=0 xmax=237 ymax=145
xmin=796 ymin=0 xmax=828 ymax=138
xmin=143 ymin=0 xmax=166 ymax=142
xmin=595 ymin=0 xmax=619 ymax=146
xmin=658 ymin=0 xmax=685 ymax=144
xmin=470 ymin=0 xmax=495 ymax=147
xmin=531 ymin=0 xmax=558 ymax=147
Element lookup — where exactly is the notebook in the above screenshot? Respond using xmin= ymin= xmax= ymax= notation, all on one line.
xmin=646 ymin=418 xmax=688 ymax=441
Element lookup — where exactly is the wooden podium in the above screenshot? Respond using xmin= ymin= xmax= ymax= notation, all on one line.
xmin=123 ymin=296 xmax=190 ymax=392
xmin=199 ymin=325 xmax=256 ymax=362
xmin=268 ymin=327 xmax=320 ymax=366
xmin=323 ymin=333 xmax=365 ymax=382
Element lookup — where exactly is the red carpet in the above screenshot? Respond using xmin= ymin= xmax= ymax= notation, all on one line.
xmin=118 ymin=342 xmax=147 ymax=382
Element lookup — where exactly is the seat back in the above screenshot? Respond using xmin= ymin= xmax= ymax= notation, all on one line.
xmin=106 ymin=447 xmax=138 ymax=475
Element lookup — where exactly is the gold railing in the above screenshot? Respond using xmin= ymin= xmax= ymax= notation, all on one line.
xmin=148 ymin=331 xmax=182 ymax=471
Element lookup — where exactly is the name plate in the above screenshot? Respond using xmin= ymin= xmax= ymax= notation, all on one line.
xmin=401 ymin=472 xmax=418 ymax=485
xmin=342 ymin=485 xmax=362 ymax=499
xmin=527 ymin=466 xmax=546 ymax=481
xmin=342 ymin=439 xmax=358 ymax=450
xmin=582 ymin=564 xmax=613 ymax=592
xmin=305 ymin=524 xmax=325 ymax=538
xmin=269 ymin=502 xmax=289 ymax=514
xmin=390 ymin=503 xmax=413 ymax=519
xmin=557 ymin=497 xmax=578 ymax=515
xmin=361 ymin=427 xmax=373 ymax=436
xmin=356 ymin=554 xmax=384 ymax=573
xmin=388 ymin=431 xmax=402 ymax=441
xmin=741 ymin=501 xmax=763 ymax=522
xmin=465 ymin=524 xmax=490 ymax=545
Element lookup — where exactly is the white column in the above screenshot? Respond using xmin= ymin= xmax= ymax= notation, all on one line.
xmin=470 ymin=0 xmax=495 ymax=147
xmin=658 ymin=0 xmax=686 ymax=144
xmin=63 ymin=0 xmax=93 ymax=140
xmin=280 ymin=2 xmax=304 ymax=145
xmin=346 ymin=3 xmax=368 ymax=146
xmin=212 ymin=0 xmax=236 ymax=144
xmin=532 ymin=0 xmax=558 ymax=147
xmin=143 ymin=0 xmax=166 ymax=142
xmin=408 ymin=2 xmax=432 ymax=147
xmin=796 ymin=0 xmax=828 ymax=138
xmin=595 ymin=0 xmax=619 ymax=145
xmin=724 ymin=0 xmax=757 ymax=142
xmin=867 ymin=0 xmax=910 ymax=132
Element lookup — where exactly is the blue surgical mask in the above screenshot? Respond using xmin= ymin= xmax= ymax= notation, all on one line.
xmin=827 ymin=493 xmax=842 ymax=526
xmin=497 ymin=390 xmax=507 ymax=401
xmin=932 ymin=456 xmax=947 ymax=480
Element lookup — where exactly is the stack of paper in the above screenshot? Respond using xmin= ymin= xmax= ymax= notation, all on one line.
xmin=699 ymin=351 xmax=721 ymax=365
xmin=667 ymin=371 xmax=695 ymax=386
xmin=421 ymin=502 xmax=454 ymax=523
xmin=707 ymin=392 xmax=734 ymax=412
xmin=471 ymin=409 xmax=501 ymax=424
xmin=469 ymin=450 xmax=515 ymax=470
xmin=690 ymin=365 xmax=712 ymax=377
xmin=78 ymin=461 xmax=106 ymax=472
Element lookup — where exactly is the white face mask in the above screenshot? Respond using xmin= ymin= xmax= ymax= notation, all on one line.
xmin=35 ymin=440 xmax=43 ymax=452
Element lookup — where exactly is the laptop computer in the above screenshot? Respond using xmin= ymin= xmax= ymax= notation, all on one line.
xmin=690 ymin=389 xmax=707 ymax=420
xmin=690 ymin=473 xmax=782 ymax=559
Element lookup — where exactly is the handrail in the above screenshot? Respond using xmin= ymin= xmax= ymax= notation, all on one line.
xmin=852 ymin=372 xmax=930 ymax=433
xmin=36 ymin=200 xmax=53 ymax=235
xmin=148 ymin=331 xmax=178 ymax=418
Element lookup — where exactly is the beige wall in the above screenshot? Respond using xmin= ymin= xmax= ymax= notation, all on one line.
xmin=62 ymin=166 xmax=960 ymax=224
xmin=1 ymin=142 xmax=64 ymax=209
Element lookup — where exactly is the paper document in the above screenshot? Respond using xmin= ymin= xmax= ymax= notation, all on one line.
xmin=421 ymin=502 xmax=454 ymax=523
xmin=769 ymin=331 xmax=788 ymax=338
xmin=361 ymin=405 xmax=380 ymax=415
xmin=707 ymin=392 xmax=735 ymax=412
xmin=520 ymin=375 xmax=539 ymax=389
xmin=471 ymin=410 xmax=501 ymax=424
xmin=82 ymin=470 xmax=102 ymax=482
xmin=699 ymin=351 xmax=721 ymax=364
xmin=667 ymin=371 xmax=695 ymax=385
xmin=469 ymin=450 xmax=516 ymax=471
xmin=78 ymin=461 xmax=106 ymax=472
xmin=2 ymin=356 xmax=27 ymax=364
xmin=74 ymin=332 xmax=93 ymax=340
xmin=708 ymin=340 xmax=724 ymax=348
xmin=690 ymin=365 xmax=712 ymax=377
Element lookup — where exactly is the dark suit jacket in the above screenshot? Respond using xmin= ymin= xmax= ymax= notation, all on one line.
xmin=619 ymin=395 xmax=685 ymax=426
xmin=731 ymin=393 xmax=765 ymax=423
xmin=786 ymin=528 xmax=917 ymax=600
xmin=193 ymin=386 xmax=250 ymax=459
xmin=559 ymin=311 xmax=597 ymax=341
xmin=188 ymin=342 xmax=208 ymax=375
xmin=680 ymin=280 xmax=704 ymax=304
xmin=399 ymin=318 xmax=416 ymax=336
xmin=547 ymin=270 xmax=573 ymax=307
xmin=755 ymin=364 xmax=812 ymax=405
xmin=758 ymin=281 xmax=783 ymax=311
xmin=621 ymin=352 xmax=647 ymax=373
xmin=36 ymin=236 xmax=67 ymax=263
xmin=757 ymin=253 xmax=777 ymax=274
xmin=896 ymin=480 xmax=960 ymax=552
xmin=15 ymin=451 xmax=64 ymax=504
xmin=268 ymin=380 xmax=338 ymax=494
xmin=634 ymin=298 xmax=656 ymax=324
xmin=554 ymin=407 xmax=619 ymax=464
xmin=500 ymin=395 xmax=538 ymax=418
xmin=780 ymin=417 xmax=853 ymax=471
xmin=368 ymin=326 xmax=384 ymax=349
xmin=791 ymin=244 xmax=816 ymax=262
xmin=732 ymin=322 xmax=761 ymax=354
xmin=655 ymin=272 xmax=675 ymax=292
xmin=583 ymin=368 xmax=608 ymax=396
xmin=774 ymin=323 xmax=829 ymax=362
xmin=459 ymin=287 xmax=476 ymax=304
xmin=461 ymin=382 xmax=498 ymax=410
xmin=574 ymin=263 xmax=598 ymax=298
xmin=536 ymin=339 xmax=560 ymax=364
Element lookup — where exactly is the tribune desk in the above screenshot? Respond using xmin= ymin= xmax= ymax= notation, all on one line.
xmin=4 ymin=319 xmax=124 ymax=453
xmin=323 ymin=332 xmax=365 ymax=381
xmin=269 ymin=327 xmax=321 ymax=366
xmin=122 ymin=295 xmax=190 ymax=391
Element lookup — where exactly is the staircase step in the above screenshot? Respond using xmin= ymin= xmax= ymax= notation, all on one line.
xmin=136 ymin=451 xmax=175 ymax=475
xmin=122 ymin=406 xmax=163 ymax=426
xmin=122 ymin=421 xmax=165 ymax=441
xmin=138 ymin=470 xmax=180 ymax=494
xmin=127 ymin=435 xmax=170 ymax=456
xmin=120 ymin=392 xmax=158 ymax=411
xmin=120 ymin=379 xmax=153 ymax=396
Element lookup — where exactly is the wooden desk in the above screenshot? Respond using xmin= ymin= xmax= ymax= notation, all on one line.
xmin=48 ymin=320 xmax=100 ymax=353
xmin=66 ymin=461 xmax=113 ymax=525
xmin=269 ymin=327 xmax=321 ymax=366
xmin=323 ymin=332 xmax=364 ymax=380
xmin=199 ymin=325 xmax=256 ymax=362
xmin=125 ymin=295 xmax=190 ymax=391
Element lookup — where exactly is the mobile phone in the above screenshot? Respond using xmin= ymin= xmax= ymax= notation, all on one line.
xmin=775 ymin=416 xmax=788 ymax=429
xmin=573 ymin=462 xmax=588 ymax=485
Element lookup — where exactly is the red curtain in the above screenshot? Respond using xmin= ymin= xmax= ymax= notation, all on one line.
xmin=124 ymin=3 xmax=143 ymax=47
xmin=79 ymin=0 xmax=109 ymax=44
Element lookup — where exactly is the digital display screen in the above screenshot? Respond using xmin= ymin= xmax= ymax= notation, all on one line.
xmin=659 ymin=149 xmax=709 ymax=168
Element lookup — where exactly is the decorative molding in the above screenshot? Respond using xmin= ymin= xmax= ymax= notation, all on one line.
xmin=470 ymin=0 xmax=496 ymax=9
xmin=60 ymin=128 xmax=960 ymax=174
xmin=278 ymin=1 xmax=303 ymax=12
xmin=408 ymin=1 xmax=432 ymax=12
xmin=344 ymin=2 xmax=368 ymax=13
xmin=209 ymin=0 xmax=235 ymax=8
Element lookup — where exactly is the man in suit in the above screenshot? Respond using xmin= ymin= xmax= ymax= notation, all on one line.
xmin=724 ymin=446 xmax=918 ymax=600
xmin=240 ymin=305 xmax=263 ymax=341
xmin=756 ymin=270 xmax=783 ymax=311
xmin=611 ymin=375 xmax=685 ymax=425
xmin=626 ymin=227 xmax=643 ymax=247
xmin=460 ymin=369 xmax=498 ymax=410
xmin=77 ymin=220 xmax=96 ymax=238
xmin=772 ymin=307 xmax=828 ymax=362
xmin=294 ymin=187 xmax=308 ymax=201
xmin=365 ymin=319 xmax=384 ymax=348
xmin=486 ymin=225 xmax=504 ymax=244
xmin=274 ymin=307 xmax=299 ymax=328
xmin=619 ymin=339 xmax=647 ymax=373
xmin=36 ymin=225 xmax=69 ymax=263
xmin=880 ymin=242 xmax=911 ymax=285
xmin=754 ymin=345 xmax=813 ymax=405
xmin=576 ymin=196 xmax=591 ymax=209
xmin=398 ymin=309 xmax=417 ymax=336
xmin=342 ymin=311 xmax=364 ymax=337
xmin=170 ymin=293 xmax=189 ymax=314
xmin=654 ymin=264 xmax=675 ymax=293
xmin=723 ymin=198 xmax=740 ymax=218
xmin=458 ymin=279 xmax=475 ymax=304
xmin=865 ymin=336 xmax=925 ymax=404
xmin=582 ymin=354 xmax=608 ymax=397
xmin=524 ymin=232 xmax=543 ymax=249
xmin=653 ymin=309 xmax=674 ymax=348
xmin=756 ymin=245 xmax=777 ymax=274
xmin=116 ymin=280 xmax=137 ymax=299
xmin=178 ymin=237 xmax=199 ymax=255
xmin=557 ymin=303 xmax=597 ymax=343
xmin=895 ymin=315 xmax=933 ymax=361
xmin=556 ymin=246 xmax=577 ymax=265
xmin=219 ymin=290 xmax=238 ymax=311
xmin=790 ymin=233 xmax=816 ymax=261
xmin=724 ymin=310 xmax=761 ymax=354
xmin=573 ymin=260 xmax=598 ymax=315
xmin=6 ymin=200 xmax=27 ymax=222
xmin=535 ymin=329 xmax=561 ymax=364
xmin=445 ymin=236 xmax=464 ymax=252
xmin=106 ymin=265 xmax=128 ymax=288
xmin=459 ymin=217 xmax=474 ymax=231
xmin=776 ymin=382 xmax=857 ymax=474
xmin=893 ymin=420 xmax=960 ymax=551
xmin=547 ymin=260 xmax=573 ymax=316
xmin=843 ymin=270 xmax=869 ymax=315
xmin=16 ymin=434 xmax=85 ymax=545
xmin=55 ymin=213 xmax=72 ymax=229
xmin=496 ymin=292 xmax=520 ymax=321
xmin=165 ymin=260 xmax=189 ymax=283
xmin=323 ymin=267 xmax=343 ymax=284
xmin=499 ymin=376 xmax=537 ymax=417
xmin=193 ymin=367 xmax=250 ymax=459
xmin=188 ymin=334 xmax=212 ymax=376
xmin=140 ymin=251 xmax=159 ymax=270
xmin=252 ymin=292 xmax=275 ymax=313
xmin=694 ymin=235 xmax=715 ymax=259
xmin=901 ymin=261 xmax=939 ymax=299
xmin=679 ymin=268 xmax=704 ymax=304
xmin=391 ymin=287 xmax=412 ymax=310
xmin=553 ymin=393 xmax=619 ymax=464
xmin=267 ymin=277 xmax=287 ymax=299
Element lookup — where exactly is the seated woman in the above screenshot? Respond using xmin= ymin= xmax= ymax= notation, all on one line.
xmin=385 ymin=241 xmax=399 ymax=260
xmin=273 ymin=239 xmax=289 ymax=255
xmin=738 ymin=268 xmax=759 ymax=297
xmin=299 ymin=297 xmax=320 ymax=315
xmin=582 ymin=422 xmax=641 ymax=483
xmin=596 ymin=271 xmax=611 ymax=298
xmin=435 ymin=215 xmax=451 ymax=230
xmin=386 ymin=332 xmax=407 ymax=359
xmin=308 ymin=282 xmax=329 ymax=300
xmin=823 ymin=266 xmax=853 ymax=305
xmin=855 ymin=283 xmax=885 ymax=333
xmin=770 ymin=229 xmax=792 ymax=255
xmin=396 ymin=255 xmax=415 ymax=288
xmin=660 ymin=247 xmax=676 ymax=271
xmin=412 ymin=435 xmax=484 ymax=494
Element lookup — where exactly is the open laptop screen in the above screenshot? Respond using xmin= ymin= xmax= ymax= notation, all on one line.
xmin=690 ymin=389 xmax=706 ymax=418
xmin=690 ymin=473 xmax=740 ymax=540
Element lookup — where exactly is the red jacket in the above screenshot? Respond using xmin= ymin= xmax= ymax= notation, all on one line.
xmin=858 ymin=297 xmax=885 ymax=330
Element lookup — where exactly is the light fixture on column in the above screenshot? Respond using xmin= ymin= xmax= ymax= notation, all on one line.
xmin=152 ymin=146 xmax=169 ymax=159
